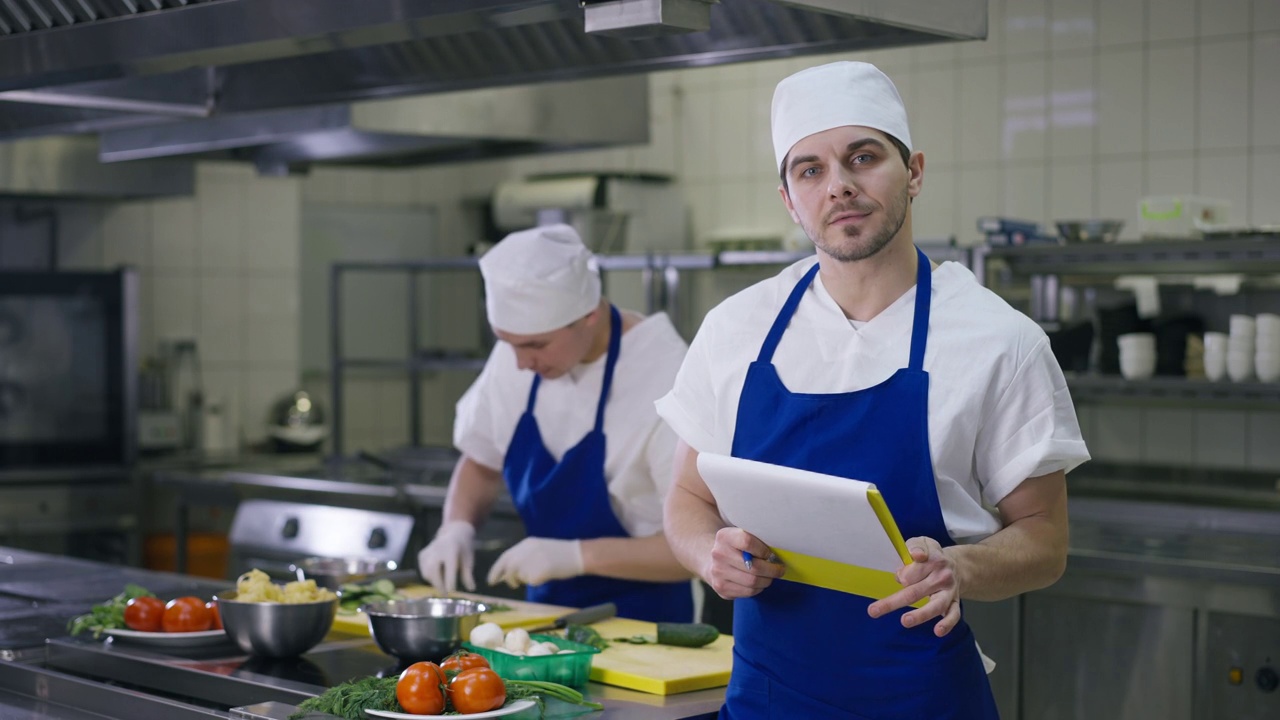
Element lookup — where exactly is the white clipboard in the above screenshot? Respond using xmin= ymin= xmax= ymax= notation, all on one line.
xmin=697 ymin=452 xmax=923 ymax=606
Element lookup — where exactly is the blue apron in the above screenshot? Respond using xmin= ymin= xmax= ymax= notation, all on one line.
xmin=503 ymin=305 xmax=693 ymax=624
xmin=720 ymin=249 xmax=998 ymax=720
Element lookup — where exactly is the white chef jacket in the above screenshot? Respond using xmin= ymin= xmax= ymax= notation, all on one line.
xmin=656 ymin=258 xmax=1090 ymax=543
xmin=455 ymin=312 xmax=688 ymax=537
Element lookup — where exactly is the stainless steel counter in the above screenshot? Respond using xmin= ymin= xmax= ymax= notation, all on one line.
xmin=0 ymin=546 xmax=721 ymax=720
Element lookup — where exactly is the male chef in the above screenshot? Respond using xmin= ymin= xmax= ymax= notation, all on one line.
xmin=418 ymin=223 xmax=695 ymax=623
xmin=658 ymin=61 xmax=1090 ymax=718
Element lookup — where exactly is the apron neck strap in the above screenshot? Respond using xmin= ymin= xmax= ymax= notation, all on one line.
xmin=908 ymin=246 xmax=931 ymax=371
xmin=757 ymin=262 xmax=820 ymax=363
xmin=757 ymin=248 xmax=933 ymax=369
xmin=524 ymin=305 xmax=623 ymax=428
xmin=594 ymin=305 xmax=623 ymax=432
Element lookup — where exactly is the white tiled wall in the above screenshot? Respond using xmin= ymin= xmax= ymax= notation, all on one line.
xmin=58 ymin=164 xmax=303 ymax=446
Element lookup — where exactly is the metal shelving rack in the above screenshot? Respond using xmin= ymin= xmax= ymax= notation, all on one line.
xmin=979 ymin=233 xmax=1280 ymax=407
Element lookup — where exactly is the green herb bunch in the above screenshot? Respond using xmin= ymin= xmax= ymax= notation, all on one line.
xmin=66 ymin=583 xmax=155 ymax=639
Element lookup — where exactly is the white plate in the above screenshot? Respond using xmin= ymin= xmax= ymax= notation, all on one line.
xmin=365 ymin=699 xmax=536 ymax=719
xmin=103 ymin=628 xmax=231 ymax=647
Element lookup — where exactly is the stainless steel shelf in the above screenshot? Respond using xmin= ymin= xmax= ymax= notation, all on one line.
xmin=340 ymin=356 xmax=487 ymax=372
xmin=1066 ymin=374 xmax=1280 ymax=407
xmin=985 ymin=235 xmax=1280 ymax=275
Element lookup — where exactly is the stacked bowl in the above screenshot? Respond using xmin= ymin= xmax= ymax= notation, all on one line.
xmin=1118 ymin=332 xmax=1156 ymax=380
xmin=1256 ymin=314 xmax=1280 ymax=382
xmin=1228 ymin=315 xmax=1256 ymax=382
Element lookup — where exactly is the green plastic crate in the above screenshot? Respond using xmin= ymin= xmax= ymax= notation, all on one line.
xmin=461 ymin=634 xmax=600 ymax=688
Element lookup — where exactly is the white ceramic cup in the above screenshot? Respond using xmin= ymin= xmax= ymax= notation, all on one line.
xmin=1227 ymin=349 xmax=1254 ymax=382
xmin=1256 ymin=351 xmax=1280 ymax=383
xmin=1256 ymin=313 xmax=1280 ymax=338
xmin=1117 ymin=332 xmax=1156 ymax=354
xmin=1120 ymin=352 xmax=1156 ymax=380
xmin=1230 ymin=314 xmax=1256 ymax=339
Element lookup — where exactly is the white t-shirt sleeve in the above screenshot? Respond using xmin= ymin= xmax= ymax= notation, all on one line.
xmin=974 ymin=337 xmax=1090 ymax=506
xmin=654 ymin=316 xmax=721 ymax=454
xmin=452 ymin=345 xmax=510 ymax=472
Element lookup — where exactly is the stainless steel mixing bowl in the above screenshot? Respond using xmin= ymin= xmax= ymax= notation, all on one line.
xmin=214 ymin=590 xmax=337 ymax=658
xmin=1055 ymin=220 xmax=1124 ymax=244
xmin=289 ymin=556 xmax=398 ymax=590
xmin=363 ymin=597 xmax=488 ymax=662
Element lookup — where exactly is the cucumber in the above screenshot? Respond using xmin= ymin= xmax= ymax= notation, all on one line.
xmin=655 ymin=622 xmax=719 ymax=648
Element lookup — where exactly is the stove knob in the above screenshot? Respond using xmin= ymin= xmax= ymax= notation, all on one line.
xmin=1257 ymin=666 xmax=1279 ymax=693
xmin=368 ymin=527 xmax=387 ymax=550
xmin=282 ymin=517 xmax=299 ymax=539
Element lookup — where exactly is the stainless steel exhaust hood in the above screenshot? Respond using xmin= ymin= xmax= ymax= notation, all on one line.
xmin=0 ymin=0 xmax=986 ymax=171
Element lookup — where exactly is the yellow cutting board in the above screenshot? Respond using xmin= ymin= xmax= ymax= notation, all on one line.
xmin=587 ymin=618 xmax=734 ymax=696
xmin=331 ymin=585 xmax=575 ymax=636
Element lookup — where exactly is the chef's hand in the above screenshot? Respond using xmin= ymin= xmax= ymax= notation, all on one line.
xmin=417 ymin=520 xmax=476 ymax=594
xmin=703 ymin=527 xmax=784 ymax=600
xmin=487 ymin=537 xmax=584 ymax=588
xmin=867 ymin=536 xmax=962 ymax=637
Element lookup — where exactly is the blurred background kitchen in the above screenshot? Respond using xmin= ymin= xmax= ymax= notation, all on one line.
xmin=0 ymin=1 xmax=1277 ymax=718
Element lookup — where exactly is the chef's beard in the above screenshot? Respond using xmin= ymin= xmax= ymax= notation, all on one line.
xmin=805 ymin=183 xmax=910 ymax=263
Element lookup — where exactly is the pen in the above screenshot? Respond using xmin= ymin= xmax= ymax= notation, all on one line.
xmin=742 ymin=550 xmax=754 ymax=571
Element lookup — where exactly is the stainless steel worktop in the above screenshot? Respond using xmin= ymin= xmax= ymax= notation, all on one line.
xmin=0 ymin=546 xmax=720 ymax=720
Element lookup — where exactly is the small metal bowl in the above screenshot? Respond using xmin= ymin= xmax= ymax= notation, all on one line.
xmin=1056 ymin=220 xmax=1124 ymax=244
xmin=289 ymin=557 xmax=398 ymax=590
xmin=363 ymin=597 xmax=488 ymax=662
xmin=214 ymin=590 xmax=337 ymax=658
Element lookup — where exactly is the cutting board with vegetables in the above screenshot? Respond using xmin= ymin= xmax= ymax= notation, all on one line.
xmin=587 ymin=618 xmax=734 ymax=695
xmin=330 ymin=584 xmax=574 ymax=635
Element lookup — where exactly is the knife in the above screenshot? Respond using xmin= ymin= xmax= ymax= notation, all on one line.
xmin=525 ymin=602 xmax=617 ymax=633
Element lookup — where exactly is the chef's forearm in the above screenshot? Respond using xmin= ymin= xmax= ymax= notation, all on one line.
xmin=945 ymin=473 xmax=1069 ymax=602
xmin=663 ymin=486 xmax=722 ymax=580
xmin=662 ymin=441 xmax=726 ymax=580
xmin=441 ymin=455 xmax=503 ymax=528
xmin=580 ymin=534 xmax=695 ymax=582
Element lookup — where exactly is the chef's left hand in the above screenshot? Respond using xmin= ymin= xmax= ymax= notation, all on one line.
xmin=487 ymin=537 xmax=585 ymax=588
xmin=866 ymin=536 xmax=962 ymax=637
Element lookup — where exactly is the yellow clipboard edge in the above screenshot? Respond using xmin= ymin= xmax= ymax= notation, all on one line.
xmin=867 ymin=488 xmax=912 ymax=566
xmin=772 ymin=548 xmax=927 ymax=609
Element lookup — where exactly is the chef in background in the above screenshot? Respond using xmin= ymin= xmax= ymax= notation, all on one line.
xmin=418 ymin=224 xmax=695 ymax=623
xmin=658 ymin=61 xmax=1090 ymax=718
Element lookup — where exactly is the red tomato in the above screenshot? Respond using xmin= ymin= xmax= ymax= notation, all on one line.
xmin=206 ymin=600 xmax=222 ymax=630
xmin=441 ymin=650 xmax=489 ymax=675
xmin=123 ymin=596 xmax=165 ymax=632
xmin=161 ymin=596 xmax=213 ymax=633
xmin=396 ymin=661 xmax=446 ymax=715
xmin=448 ymin=667 xmax=506 ymax=714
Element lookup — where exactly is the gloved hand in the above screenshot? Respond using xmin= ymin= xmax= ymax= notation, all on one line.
xmin=487 ymin=537 xmax=584 ymax=588
xmin=417 ymin=521 xmax=476 ymax=593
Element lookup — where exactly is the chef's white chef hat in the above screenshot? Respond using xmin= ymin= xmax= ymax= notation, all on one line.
xmin=771 ymin=61 xmax=913 ymax=173
xmin=479 ymin=223 xmax=601 ymax=335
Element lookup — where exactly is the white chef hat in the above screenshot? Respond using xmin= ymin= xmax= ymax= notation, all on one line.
xmin=771 ymin=61 xmax=912 ymax=173
xmin=479 ymin=224 xmax=601 ymax=335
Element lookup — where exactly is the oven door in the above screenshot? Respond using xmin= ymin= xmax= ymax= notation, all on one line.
xmin=0 ymin=269 xmax=137 ymax=470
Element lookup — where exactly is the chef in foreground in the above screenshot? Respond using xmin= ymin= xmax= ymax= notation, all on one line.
xmin=657 ymin=61 xmax=1090 ymax=718
xmin=418 ymin=223 xmax=695 ymax=623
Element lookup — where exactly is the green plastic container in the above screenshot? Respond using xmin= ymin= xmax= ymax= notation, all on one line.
xmin=461 ymin=634 xmax=600 ymax=688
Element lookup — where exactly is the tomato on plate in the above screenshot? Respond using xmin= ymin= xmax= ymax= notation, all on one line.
xmin=206 ymin=600 xmax=222 ymax=630
xmin=441 ymin=650 xmax=489 ymax=675
xmin=123 ymin=596 xmax=165 ymax=632
xmin=396 ymin=661 xmax=446 ymax=715
xmin=161 ymin=596 xmax=213 ymax=633
xmin=448 ymin=667 xmax=506 ymax=714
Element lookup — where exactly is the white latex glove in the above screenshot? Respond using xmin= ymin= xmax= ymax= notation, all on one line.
xmin=417 ymin=520 xmax=476 ymax=593
xmin=487 ymin=537 xmax=584 ymax=588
